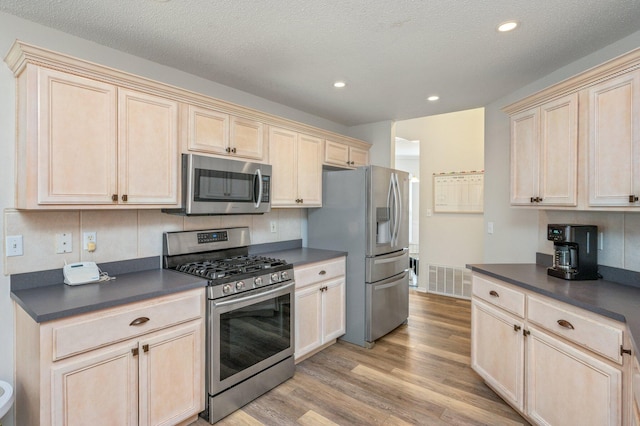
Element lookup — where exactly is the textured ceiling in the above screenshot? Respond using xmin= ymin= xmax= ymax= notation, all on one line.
xmin=1 ymin=1 xmax=639 ymax=126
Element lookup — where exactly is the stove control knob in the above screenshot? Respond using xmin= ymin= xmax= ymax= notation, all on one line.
xmin=255 ymin=276 xmax=263 ymax=286
xmin=281 ymin=271 xmax=289 ymax=280
xmin=271 ymin=273 xmax=280 ymax=282
xmin=222 ymin=284 xmax=232 ymax=294
xmin=235 ymin=281 xmax=245 ymax=291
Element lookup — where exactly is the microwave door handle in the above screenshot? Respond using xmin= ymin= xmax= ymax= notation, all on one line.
xmin=254 ymin=168 xmax=263 ymax=208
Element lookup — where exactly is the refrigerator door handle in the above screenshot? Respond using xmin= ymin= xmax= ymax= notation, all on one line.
xmin=386 ymin=174 xmax=394 ymax=243
xmin=391 ymin=173 xmax=401 ymax=246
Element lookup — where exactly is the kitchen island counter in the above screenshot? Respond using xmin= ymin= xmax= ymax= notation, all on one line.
xmin=467 ymin=263 xmax=640 ymax=353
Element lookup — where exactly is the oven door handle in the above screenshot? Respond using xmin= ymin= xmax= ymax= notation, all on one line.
xmin=213 ymin=281 xmax=294 ymax=308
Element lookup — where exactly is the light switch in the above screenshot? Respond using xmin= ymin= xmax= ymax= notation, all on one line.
xmin=487 ymin=222 xmax=494 ymax=234
xmin=6 ymin=235 xmax=23 ymax=257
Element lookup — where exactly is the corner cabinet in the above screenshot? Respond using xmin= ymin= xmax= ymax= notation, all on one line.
xmin=15 ymin=65 xmax=179 ymax=209
xmin=471 ymin=273 xmax=630 ymax=425
xmin=294 ymin=257 xmax=346 ymax=362
xmin=182 ymin=103 xmax=265 ymax=161
xmin=269 ymin=126 xmax=322 ymax=207
xmin=14 ymin=288 xmax=205 ymax=426
xmin=510 ymin=93 xmax=578 ymax=207
xmin=324 ymin=139 xmax=369 ymax=169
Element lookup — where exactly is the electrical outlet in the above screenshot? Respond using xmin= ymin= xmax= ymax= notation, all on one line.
xmin=6 ymin=235 xmax=23 ymax=257
xmin=270 ymin=221 xmax=277 ymax=233
xmin=55 ymin=233 xmax=72 ymax=254
xmin=83 ymin=231 xmax=97 ymax=252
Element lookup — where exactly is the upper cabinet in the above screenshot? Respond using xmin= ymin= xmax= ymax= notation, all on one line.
xmin=324 ymin=139 xmax=369 ymax=169
xmin=587 ymin=72 xmax=640 ymax=207
xmin=504 ymin=47 xmax=640 ymax=211
xmin=17 ymin=66 xmax=179 ymax=208
xmin=269 ymin=127 xmax=322 ymax=207
xmin=183 ymin=103 xmax=265 ymax=161
xmin=510 ymin=94 xmax=578 ymax=206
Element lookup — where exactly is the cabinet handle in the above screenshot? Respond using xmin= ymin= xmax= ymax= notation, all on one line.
xmin=232 ymin=147 xmax=237 ymax=153
xmin=319 ymin=270 xmax=326 ymax=275
xmin=129 ymin=317 xmax=150 ymax=326
xmin=621 ymin=345 xmax=632 ymax=356
xmin=226 ymin=147 xmax=231 ymax=153
xmin=320 ymin=286 xmax=328 ymax=292
xmin=132 ymin=347 xmax=139 ymax=356
xmin=629 ymin=195 xmax=639 ymax=203
xmin=489 ymin=290 xmax=499 ymax=297
xmin=523 ymin=329 xmax=530 ymax=336
xmin=557 ymin=319 xmax=575 ymax=330
xmin=513 ymin=324 xmax=521 ymax=332
xmin=300 ymin=198 xmax=303 ymax=203
xmin=122 ymin=194 xmax=128 ymax=202
xmin=142 ymin=344 xmax=149 ymax=353
xmin=112 ymin=194 xmax=118 ymax=202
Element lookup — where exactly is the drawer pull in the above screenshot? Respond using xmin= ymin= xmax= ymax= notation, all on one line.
xmin=557 ymin=319 xmax=575 ymax=330
xmin=513 ymin=324 xmax=521 ymax=332
xmin=142 ymin=344 xmax=149 ymax=353
xmin=489 ymin=290 xmax=499 ymax=297
xmin=129 ymin=317 xmax=150 ymax=326
xmin=319 ymin=270 xmax=327 ymax=275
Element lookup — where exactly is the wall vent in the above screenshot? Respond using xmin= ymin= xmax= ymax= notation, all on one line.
xmin=427 ymin=264 xmax=472 ymax=299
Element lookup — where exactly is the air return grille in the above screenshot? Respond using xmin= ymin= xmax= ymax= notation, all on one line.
xmin=427 ymin=264 xmax=472 ymax=299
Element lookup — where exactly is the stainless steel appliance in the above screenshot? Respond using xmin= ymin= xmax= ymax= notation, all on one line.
xmin=308 ymin=166 xmax=410 ymax=347
xmin=163 ymin=227 xmax=294 ymax=423
xmin=547 ymin=224 xmax=598 ymax=280
xmin=163 ymin=154 xmax=272 ymax=216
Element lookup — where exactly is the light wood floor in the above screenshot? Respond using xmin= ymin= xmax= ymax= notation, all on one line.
xmin=190 ymin=291 xmax=529 ymax=425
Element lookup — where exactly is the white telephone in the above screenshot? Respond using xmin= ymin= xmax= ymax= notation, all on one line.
xmin=63 ymin=261 xmax=101 ymax=286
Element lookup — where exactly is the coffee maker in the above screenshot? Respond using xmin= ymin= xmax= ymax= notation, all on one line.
xmin=547 ymin=224 xmax=598 ymax=280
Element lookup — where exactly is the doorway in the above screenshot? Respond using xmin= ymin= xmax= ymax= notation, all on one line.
xmin=395 ymin=137 xmax=419 ymax=287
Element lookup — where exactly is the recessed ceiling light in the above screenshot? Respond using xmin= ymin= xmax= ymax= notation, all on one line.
xmin=333 ymin=81 xmax=346 ymax=88
xmin=427 ymin=95 xmax=439 ymax=101
xmin=497 ymin=21 xmax=518 ymax=32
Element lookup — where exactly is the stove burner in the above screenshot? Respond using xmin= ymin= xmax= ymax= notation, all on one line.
xmin=176 ymin=255 xmax=288 ymax=281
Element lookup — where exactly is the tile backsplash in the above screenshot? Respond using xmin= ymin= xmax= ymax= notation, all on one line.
xmin=3 ymin=208 xmax=304 ymax=275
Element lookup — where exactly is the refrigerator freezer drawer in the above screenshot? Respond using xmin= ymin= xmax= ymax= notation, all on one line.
xmin=366 ymin=248 xmax=409 ymax=283
xmin=365 ymin=271 xmax=410 ymax=342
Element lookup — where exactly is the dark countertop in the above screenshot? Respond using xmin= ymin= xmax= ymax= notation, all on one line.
xmin=11 ymin=247 xmax=344 ymax=324
xmin=11 ymin=269 xmax=207 ymax=323
xmin=468 ymin=263 xmax=640 ymax=353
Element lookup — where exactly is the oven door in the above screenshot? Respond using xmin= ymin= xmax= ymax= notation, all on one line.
xmin=209 ymin=281 xmax=294 ymax=395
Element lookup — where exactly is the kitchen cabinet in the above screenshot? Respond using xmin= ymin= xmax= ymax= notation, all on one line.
xmin=471 ymin=273 xmax=629 ymax=425
xmin=269 ymin=126 xmax=322 ymax=207
xmin=183 ymin=103 xmax=265 ymax=161
xmin=587 ymin=71 xmax=640 ymax=207
xmin=324 ymin=139 xmax=369 ymax=169
xmin=294 ymin=257 xmax=346 ymax=361
xmin=13 ymin=65 xmax=179 ymax=208
xmin=15 ymin=288 xmax=205 ymax=426
xmin=632 ymin=355 xmax=640 ymax=426
xmin=510 ymin=93 xmax=578 ymax=206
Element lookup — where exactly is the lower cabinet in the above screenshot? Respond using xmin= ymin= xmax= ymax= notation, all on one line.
xmin=15 ymin=288 xmax=205 ymax=426
xmin=633 ymin=355 xmax=640 ymax=426
xmin=471 ymin=273 xmax=630 ymax=426
xmin=294 ymin=257 xmax=346 ymax=361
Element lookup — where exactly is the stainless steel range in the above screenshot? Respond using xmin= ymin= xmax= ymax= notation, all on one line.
xmin=163 ymin=227 xmax=295 ymax=424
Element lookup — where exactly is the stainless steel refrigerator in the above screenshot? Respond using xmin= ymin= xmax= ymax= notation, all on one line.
xmin=308 ymin=166 xmax=410 ymax=347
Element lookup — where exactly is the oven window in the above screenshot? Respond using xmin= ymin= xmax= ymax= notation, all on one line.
xmin=219 ymin=293 xmax=291 ymax=381
xmin=195 ymin=169 xmax=254 ymax=202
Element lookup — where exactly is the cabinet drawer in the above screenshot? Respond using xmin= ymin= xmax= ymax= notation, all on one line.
xmin=527 ymin=296 xmax=623 ymax=363
xmin=295 ymin=257 xmax=346 ymax=289
xmin=472 ymin=274 xmax=525 ymax=318
xmin=51 ymin=289 xmax=204 ymax=360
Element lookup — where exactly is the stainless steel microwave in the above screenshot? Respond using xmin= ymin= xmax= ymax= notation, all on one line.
xmin=163 ymin=154 xmax=271 ymax=215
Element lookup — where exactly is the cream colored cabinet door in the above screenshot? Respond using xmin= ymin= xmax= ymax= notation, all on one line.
xmin=633 ymin=355 xmax=640 ymax=426
xmin=471 ymin=299 xmax=525 ymax=411
xmin=588 ymin=71 xmax=640 ymax=206
xmin=324 ymin=139 xmax=350 ymax=167
xmin=296 ymin=133 xmax=322 ymax=207
xmin=139 ymin=321 xmax=203 ymax=426
xmin=295 ymin=284 xmax=323 ymax=359
xmin=526 ymin=327 xmax=622 ymax=426
xmin=269 ymin=127 xmax=322 ymax=207
xmin=118 ymin=89 xmax=179 ymax=205
xmin=510 ymin=93 xmax=578 ymax=206
xmin=36 ymin=67 xmax=118 ymax=205
xmin=349 ymin=146 xmax=369 ymax=168
xmin=321 ymin=277 xmax=346 ymax=342
xmin=185 ymin=104 xmax=230 ymax=155
xmin=51 ymin=340 xmax=139 ymax=426
xmin=230 ymin=116 xmax=264 ymax=160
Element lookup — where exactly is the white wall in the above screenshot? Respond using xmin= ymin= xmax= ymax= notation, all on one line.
xmin=483 ymin=29 xmax=640 ymax=267
xmin=0 ymin=12 xmax=374 ymax=426
xmin=348 ymin=120 xmax=395 ymax=167
xmin=396 ymin=108 xmax=485 ymax=290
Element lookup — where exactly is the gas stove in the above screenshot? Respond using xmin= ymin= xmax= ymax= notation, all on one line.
xmin=163 ymin=227 xmax=293 ymax=299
